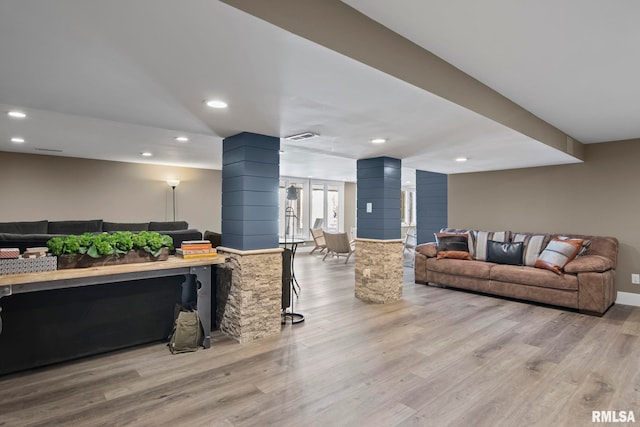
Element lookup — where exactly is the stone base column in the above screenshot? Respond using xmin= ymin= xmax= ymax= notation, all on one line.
xmin=216 ymin=247 xmax=283 ymax=343
xmin=355 ymin=238 xmax=403 ymax=303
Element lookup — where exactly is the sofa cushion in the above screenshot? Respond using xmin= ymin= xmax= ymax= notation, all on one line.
xmin=473 ymin=230 xmax=511 ymax=261
xmin=512 ymin=233 xmax=551 ymax=266
xmin=487 ymin=240 xmax=523 ymax=266
xmin=103 ymin=222 xmax=149 ymax=232
xmin=148 ymin=221 xmax=189 ymax=231
xmin=564 ymin=255 xmax=614 ymax=274
xmin=203 ymin=230 xmax=222 ymax=248
xmin=48 ymin=220 xmax=103 ymax=234
xmin=426 ymin=257 xmax=493 ymax=279
xmin=0 ymin=220 xmax=48 ymax=234
xmin=490 ymin=264 xmax=578 ymax=290
xmin=535 ymin=237 xmax=583 ymax=275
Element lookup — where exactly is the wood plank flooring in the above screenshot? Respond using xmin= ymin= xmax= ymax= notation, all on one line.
xmin=1 ymin=251 xmax=639 ymax=426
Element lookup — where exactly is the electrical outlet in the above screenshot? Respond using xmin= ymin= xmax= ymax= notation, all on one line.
xmin=632 ymin=274 xmax=640 ymax=285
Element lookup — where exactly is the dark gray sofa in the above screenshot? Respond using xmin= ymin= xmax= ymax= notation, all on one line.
xmin=0 ymin=219 xmax=202 ymax=253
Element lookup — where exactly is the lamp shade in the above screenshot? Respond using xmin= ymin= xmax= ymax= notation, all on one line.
xmin=286 ymin=185 xmax=298 ymax=200
xmin=167 ymin=179 xmax=180 ymax=188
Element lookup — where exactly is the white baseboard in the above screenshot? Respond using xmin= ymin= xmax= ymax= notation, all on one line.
xmin=616 ymin=291 xmax=640 ymax=307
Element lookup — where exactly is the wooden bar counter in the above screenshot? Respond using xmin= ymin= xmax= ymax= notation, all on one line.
xmin=0 ymin=255 xmax=226 ymax=375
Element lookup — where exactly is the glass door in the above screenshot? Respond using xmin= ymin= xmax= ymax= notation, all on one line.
xmin=280 ymin=177 xmax=344 ymax=240
xmin=309 ymin=180 xmax=344 ymax=233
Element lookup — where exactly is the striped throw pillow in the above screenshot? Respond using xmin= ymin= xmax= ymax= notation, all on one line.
xmin=474 ymin=230 xmax=511 ymax=261
xmin=534 ymin=237 xmax=584 ymax=274
xmin=440 ymin=228 xmax=476 ymax=258
xmin=557 ymin=235 xmax=592 ymax=257
xmin=512 ymin=233 xmax=551 ymax=266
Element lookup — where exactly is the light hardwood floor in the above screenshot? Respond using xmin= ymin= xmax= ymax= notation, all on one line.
xmin=1 ymin=253 xmax=639 ymax=426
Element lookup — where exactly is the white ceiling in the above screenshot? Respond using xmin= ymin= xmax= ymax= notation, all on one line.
xmin=1 ymin=1 xmax=614 ymax=185
xmin=343 ymin=0 xmax=640 ymax=144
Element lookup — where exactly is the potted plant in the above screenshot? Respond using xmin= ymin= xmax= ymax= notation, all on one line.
xmin=47 ymin=231 xmax=174 ymax=269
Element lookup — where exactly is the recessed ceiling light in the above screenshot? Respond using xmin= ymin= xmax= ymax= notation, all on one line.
xmin=205 ymin=99 xmax=228 ymax=109
xmin=8 ymin=111 xmax=27 ymax=119
xmin=405 ymin=180 xmax=411 ymax=184
xmin=455 ymin=157 xmax=468 ymax=162
xmin=141 ymin=152 xmax=152 ymax=157
xmin=175 ymin=136 xmax=189 ymax=142
xmin=279 ymin=150 xmax=285 ymax=154
xmin=371 ymin=138 xmax=386 ymax=144
xmin=10 ymin=137 xmax=25 ymax=143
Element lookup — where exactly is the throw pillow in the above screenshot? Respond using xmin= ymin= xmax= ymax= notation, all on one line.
xmin=512 ymin=233 xmax=551 ymax=266
xmin=486 ymin=240 xmax=524 ymax=266
xmin=534 ymin=237 xmax=584 ymax=275
xmin=557 ymin=235 xmax=592 ymax=257
xmin=435 ymin=233 xmax=470 ymax=252
xmin=440 ymin=228 xmax=476 ymax=258
xmin=473 ymin=230 xmax=511 ymax=261
xmin=437 ymin=251 xmax=472 ymax=260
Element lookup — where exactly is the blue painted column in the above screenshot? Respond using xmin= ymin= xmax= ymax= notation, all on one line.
xmin=416 ymin=170 xmax=448 ymax=244
xmin=356 ymin=157 xmax=401 ymax=239
xmin=354 ymin=157 xmax=403 ymax=303
xmin=221 ymin=132 xmax=279 ymax=250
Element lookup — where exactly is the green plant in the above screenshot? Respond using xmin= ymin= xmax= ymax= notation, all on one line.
xmin=47 ymin=231 xmax=173 ymax=258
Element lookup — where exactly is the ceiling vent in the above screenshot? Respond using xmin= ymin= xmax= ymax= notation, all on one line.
xmin=285 ymin=132 xmax=319 ymax=142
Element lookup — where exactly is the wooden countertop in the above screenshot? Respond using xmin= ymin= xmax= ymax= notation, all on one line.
xmin=0 ymin=255 xmax=226 ymax=287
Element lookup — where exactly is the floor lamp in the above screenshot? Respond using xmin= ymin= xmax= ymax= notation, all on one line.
xmin=167 ymin=180 xmax=180 ymax=221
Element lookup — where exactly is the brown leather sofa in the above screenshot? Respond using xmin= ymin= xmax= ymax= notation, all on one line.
xmin=415 ymin=233 xmax=618 ymax=315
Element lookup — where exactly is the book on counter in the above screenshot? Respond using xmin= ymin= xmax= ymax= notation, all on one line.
xmin=23 ymin=247 xmax=49 ymax=258
xmin=181 ymin=240 xmax=211 ymax=245
xmin=181 ymin=240 xmax=212 ymax=251
xmin=176 ymin=247 xmax=217 ymax=258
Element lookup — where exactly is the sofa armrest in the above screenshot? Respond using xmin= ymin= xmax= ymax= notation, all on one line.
xmin=564 ymin=255 xmax=613 ymax=273
xmin=416 ymin=242 xmax=437 ymax=258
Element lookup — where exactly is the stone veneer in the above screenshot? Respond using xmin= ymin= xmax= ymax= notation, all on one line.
xmin=216 ymin=247 xmax=283 ymax=343
xmin=354 ymin=238 xmax=404 ymax=303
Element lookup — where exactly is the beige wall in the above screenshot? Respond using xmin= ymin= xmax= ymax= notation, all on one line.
xmin=449 ymin=139 xmax=640 ymax=294
xmin=0 ymin=152 xmax=222 ymax=233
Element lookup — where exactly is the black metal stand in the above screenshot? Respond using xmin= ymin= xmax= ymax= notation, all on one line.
xmin=281 ymin=204 xmax=304 ymax=324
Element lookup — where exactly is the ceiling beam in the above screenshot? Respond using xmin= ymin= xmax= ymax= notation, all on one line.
xmin=220 ymin=0 xmax=583 ymax=160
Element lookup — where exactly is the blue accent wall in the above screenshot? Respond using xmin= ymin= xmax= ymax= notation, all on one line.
xmin=222 ymin=132 xmax=279 ymax=250
xmin=356 ymin=157 xmax=401 ymax=240
xmin=416 ymin=170 xmax=448 ymax=244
